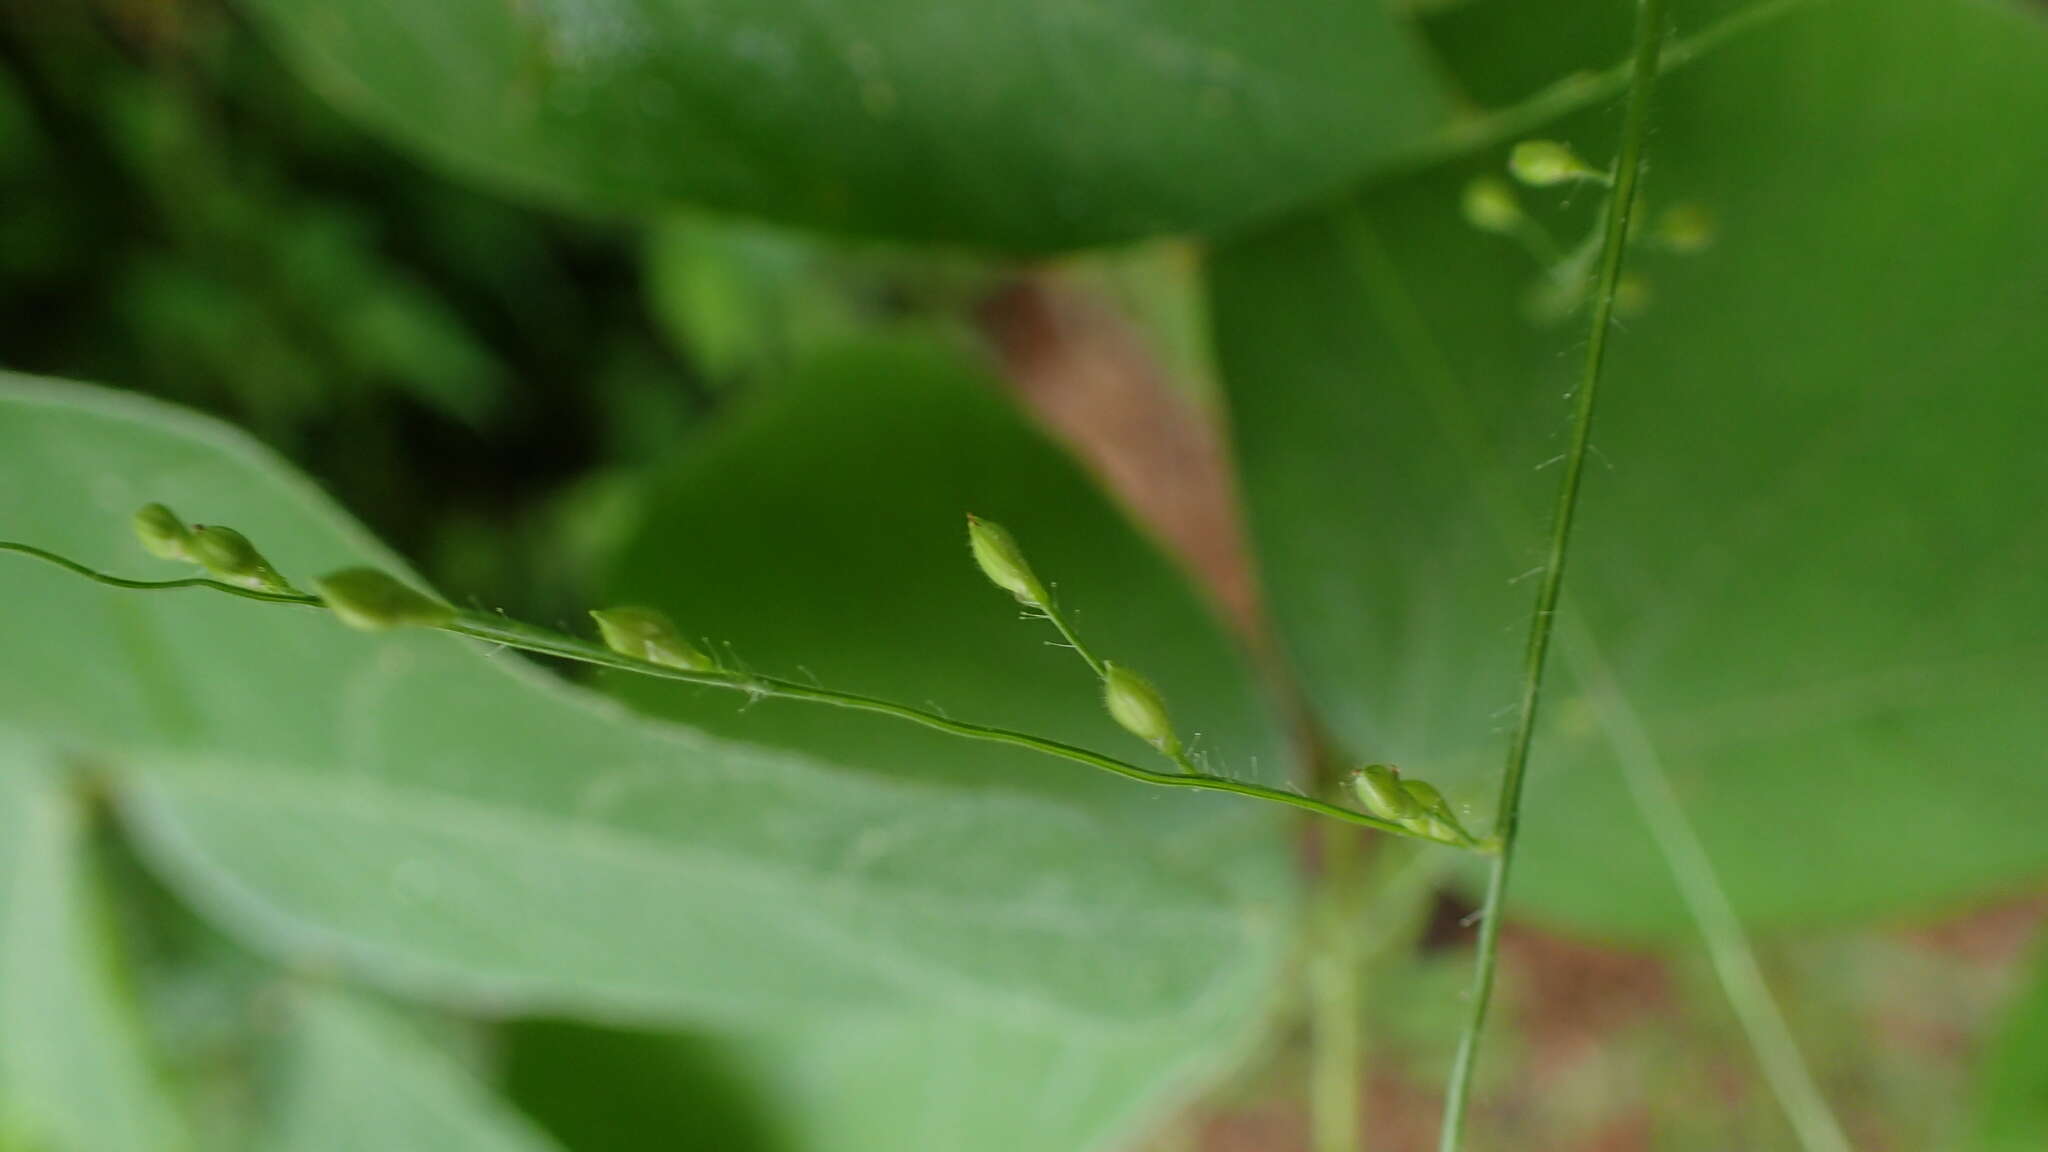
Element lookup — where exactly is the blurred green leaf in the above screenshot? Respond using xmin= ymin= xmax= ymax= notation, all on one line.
xmin=263 ymin=987 xmax=559 ymax=1152
xmin=271 ymin=206 xmax=509 ymax=428
xmin=0 ymin=367 xmax=1280 ymax=1039
xmin=1976 ymin=934 xmax=2048 ymax=1152
xmin=0 ymin=742 xmax=188 ymax=1152
xmin=115 ymin=869 xmax=284 ymax=1152
xmin=1209 ymin=0 xmax=2048 ymax=937
xmin=643 ymin=214 xmax=863 ymax=387
xmin=641 ymin=212 xmax=996 ymax=390
xmin=237 ymin=0 xmax=1448 ymax=250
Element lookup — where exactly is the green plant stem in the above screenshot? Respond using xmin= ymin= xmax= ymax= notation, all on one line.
xmin=1396 ymin=0 xmax=1809 ymax=175
xmin=0 ymin=539 xmax=1487 ymax=849
xmin=1345 ymin=212 xmax=1854 ymax=1152
xmin=1305 ymin=832 xmax=1443 ymax=1152
xmin=1435 ymin=1 xmax=1668 ymax=1148
xmin=1565 ymin=627 xmax=1853 ymax=1152
xmin=0 ymin=542 xmax=324 ymax=605
xmin=1037 ymin=599 xmax=1108 ymax=680
xmin=1308 ymin=821 xmax=1364 ymax=1152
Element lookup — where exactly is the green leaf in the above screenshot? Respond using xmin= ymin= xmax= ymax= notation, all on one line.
xmin=641 ymin=213 xmax=993 ymax=389
xmin=262 ymin=987 xmax=559 ymax=1152
xmin=643 ymin=214 xmax=861 ymax=388
xmin=1975 ymin=935 xmax=2048 ymax=1152
xmin=0 ymin=366 xmax=1282 ymax=1037
xmin=586 ymin=334 xmax=1292 ymax=1150
xmin=0 ymin=741 xmax=188 ymax=1152
xmin=237 ymin=0 xmax=1447 ymax=250
xmin=1210 ymin=0 xmax=2048 ymax=936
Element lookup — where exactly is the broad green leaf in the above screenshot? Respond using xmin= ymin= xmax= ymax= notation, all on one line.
xmin=1975 ymin=935 xmax=2048 ymax=1152
xmin=641 ymin=213 xmax=982 ymax=389
xmin=0 ymin=740 xmax=188 ymax=1152
xmin=590 ymin=335 xmax=1291 ymax=1150
xmin=1210 ymin=0 xmax=2048 ymax=937
xmin=119 ymin=865 xmax=290 ymax=1152
xmin=237 ymin=0 xmax=1447 ymax=250
xmin=643 ymin=213 xmax=862 ymax=389
xmin=0 ymin=366 xmax=1280 ymax=1034
xmin=262 ymin=987 xmax=559 ymax=1152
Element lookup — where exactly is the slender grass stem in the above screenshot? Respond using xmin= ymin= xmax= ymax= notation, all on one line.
xmin=0 ymin=539 xmax=1487 ymax=849
xmin=1038 ymin=597 xmax=1108 ymax=680
xmin=0 ymin=542 xmax=325 ymax=606
xmin=1396 ymin=0 xmax=1809 ymax=174
xmin=1308 ymin=821 xmax=1364 ymax=1152
xmin=1566 ymin=626 xmax=1853 ymax=1152
xmin=1435 ymin=1 xmax=1668 ymax=1147
xmin=1345 ymin=100 xmax=1850 ymax=1152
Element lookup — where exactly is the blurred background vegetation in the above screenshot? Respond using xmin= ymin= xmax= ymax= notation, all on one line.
xmin=2 ymin=1 xmax=2045 ymax=1150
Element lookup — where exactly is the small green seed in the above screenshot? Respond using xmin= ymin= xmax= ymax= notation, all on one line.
xmin=1398 ymin=779 xmax=1476 ymax=844
xmin=590 ymin=606 xmax=714 ymax=672
xmin=1409 ymin=815 xmax=1465 ymax=844
xmin=133 ymin=503 xmax=194 ymax=562
xmin=315 ymin=568 xmax=454 ymax=631
xmin=188 ymin=525 xmax=293 ymax=593
xmin=1614 ymin=272 xmax=1652 ymax=317
xmin=1350 ymin=763 xmax=1420 ymax=822
xmin=966 ymin=515 xmax=1048 ymax=607
xmin=1102 ymin=662 xmax=1180 ymax=757
xmin=1509 ymin=139 xmax=1600 ymax=187
xmin=1461 ymin=177 xmax=1523 ymax=234
xmin=1656 ymin=202 xmax=1715 ymax=254
xmin=1401 ymin=777 xmax=1452 ymax=818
